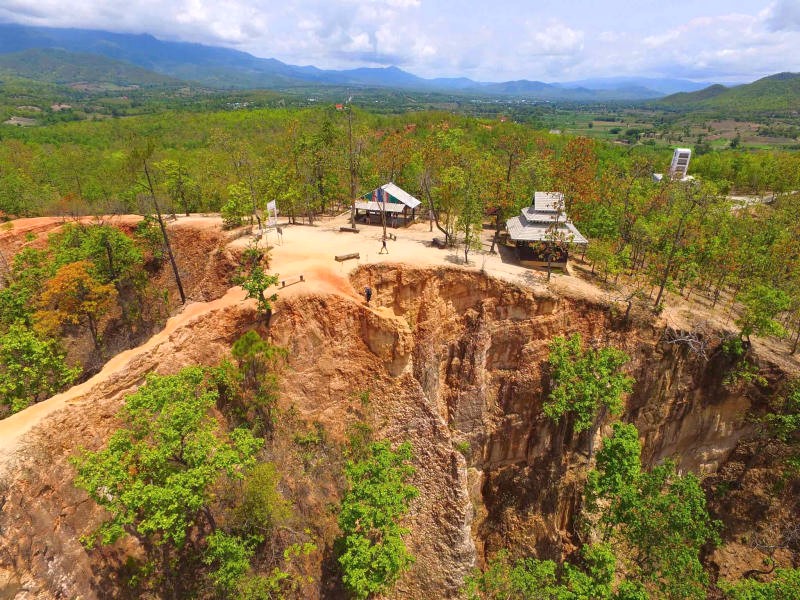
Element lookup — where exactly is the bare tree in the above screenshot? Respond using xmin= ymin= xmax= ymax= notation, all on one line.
xmin=662 ymin=321 xmax=721 ymax=361
xmin=131 ymin=141 xmax=186 ymax=305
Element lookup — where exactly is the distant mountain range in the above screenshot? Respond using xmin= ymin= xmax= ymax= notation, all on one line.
xmin=658 ymin=72 xmax=800 ymax=112
xmin=0 ymin=22 xmax=721 ymax=101
xmin=0 ymin=48 xmax=182 ymax=87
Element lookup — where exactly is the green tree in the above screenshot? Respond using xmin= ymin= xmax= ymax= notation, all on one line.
xmin=544 ymin=334 xmax=633 ymax=443
xmin=230 ymin=461 xmax=292 ymax=536
xmin=235 ymin=541 xmax=318 ymax=599
xmin=223 ymin=182 xmax=251 ymax=228
xmin=586 ymin=423 xmax=721 ymax=599
xmin=0 ymin=324 xmax=80 ymax=414
xmin=464 ymin=544 xmax=638 ymax=600
xmin=73 ymin=367 xmax=261 ymax=589
xmin=0 ymin=247 xmax=53 ymax=327
xmin=50 ymin=223 xmax=144 ymax=287
xmin=720 ymin=568 xmax=800 ymax=599
xmin=456 ymin=183 xmax=484 ymax=264
xmin=432 ymin=165 xmax=468 ymax=246
xmin=650 ymin=181 xmax=721 ymax=309
xmin=338 ymin=440 xmax=418 ymax=599
xmin=219 ymin=331 xmax=288 ymax=432
xmin=128 ymin=138 xmax=186 ymax=304
xmin=156 ymin=159 xmax=199 ymax=216
xmin=236 ymin=266 xmax=279 ymax=318
xmin=735 ymin=283 xmax=791 ymax=342
xmin=762 ymin=379 xmax=800 ymax=442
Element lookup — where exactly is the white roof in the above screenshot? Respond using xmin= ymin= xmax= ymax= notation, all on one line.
xmin=533 ymin=191 xmax=563 ymax=212
xmin=354 ymin=201 xmax=407 ymax=213
xmin=521 ymin=206 xmax=561 ymax=224
xmin=506 ymin=216 xmax=588 ymax=245
xmin=380 ymin=182 xmax=421 ymax=209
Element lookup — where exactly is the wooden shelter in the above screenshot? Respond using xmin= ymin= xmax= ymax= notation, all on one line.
xmin=354 ymin=183 xmax=421 ymax=228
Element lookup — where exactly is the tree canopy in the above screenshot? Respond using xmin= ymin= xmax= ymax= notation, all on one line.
xmin=73 ymin=366 xmax=261 ymax=548
xmin=544 ymin=334 xmax=633 ymax=435
xmin=337 ymin=440 xmax=418 ymax=599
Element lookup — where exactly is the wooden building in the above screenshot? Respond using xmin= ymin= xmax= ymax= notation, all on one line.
xmin=505 ymin=192 xmax=587 ymax=267
xmin=354 ymin=183 xmax=421 ymax=228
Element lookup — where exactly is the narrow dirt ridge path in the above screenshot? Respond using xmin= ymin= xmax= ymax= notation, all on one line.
xmin=0 ymin=286 xmax=248 ymax=462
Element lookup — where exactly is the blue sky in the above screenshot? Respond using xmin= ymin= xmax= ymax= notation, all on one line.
xmin=1 ymin=0 xmax=799 ymax=82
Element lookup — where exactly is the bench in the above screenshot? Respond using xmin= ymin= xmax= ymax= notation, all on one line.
xmin=280 ymin=274 xmax=305 ymax=287
xmin=335 ymin=253 xmax=360 ymax=262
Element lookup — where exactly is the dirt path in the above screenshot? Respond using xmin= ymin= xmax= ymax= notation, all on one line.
xmin=0 ymin=286 xmax=256 ymax=461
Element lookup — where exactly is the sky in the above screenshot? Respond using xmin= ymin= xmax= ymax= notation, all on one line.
xmin=1 ymin=0 xmax=799 ymax=83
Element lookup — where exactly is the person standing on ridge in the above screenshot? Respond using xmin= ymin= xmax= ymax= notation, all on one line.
xmin=365 ymin=285 xmax=372 ymax=303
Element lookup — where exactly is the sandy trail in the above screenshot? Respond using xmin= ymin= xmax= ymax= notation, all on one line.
xmin=0 ymin=285 xmax=250 ymax=459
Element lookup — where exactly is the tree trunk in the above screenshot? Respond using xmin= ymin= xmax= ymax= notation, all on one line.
xmin=489 ymin=213 xmax=501 ymax=253
xmin=103 ymin=239 xmax=116 ymax=281
xmin=712 ymin=273 xmax=726 ymax=308
xmin=422 ymin=185 xmax=450 ymax=243
xmin=347 ymin=106 xmax=357 ymax=229
xmin=87 ymin=315 xmax=100 ymax=350
xmin=144 ymin=162 xmax=186 ymax=304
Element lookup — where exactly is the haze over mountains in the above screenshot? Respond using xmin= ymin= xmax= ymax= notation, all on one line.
xmin=0 ymin=22 xmax=716 ymax=101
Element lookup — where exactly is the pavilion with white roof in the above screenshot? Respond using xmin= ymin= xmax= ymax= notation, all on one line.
xmin=505 ymin=192 xmax=587 ymax=267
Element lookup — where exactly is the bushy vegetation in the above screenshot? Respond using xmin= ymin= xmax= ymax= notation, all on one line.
xmin=337 ymin=440 xmax=418 ymax=599
xmin=467 ymin=422 xmax=721 ymax=599
xmin=71 ymin=336 xmax=320 ymax=597
xmin=544 ymin=333 xmax=633 ymax=437
xmin=0 ymin=222 xmax=165 ymax=416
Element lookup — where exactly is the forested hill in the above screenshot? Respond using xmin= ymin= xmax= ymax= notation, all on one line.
xmin=0 ymin=48 xmax=185 ymax=88
xmin=658 ymin=72 xmax=800 ymax=113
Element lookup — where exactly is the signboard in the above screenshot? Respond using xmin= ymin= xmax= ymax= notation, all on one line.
xmin=266 ymin=200 xmax=278 ymax=226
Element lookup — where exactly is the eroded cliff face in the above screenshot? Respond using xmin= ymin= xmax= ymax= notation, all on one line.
xmin=348 ymin=265 xmax=794 ymax=581
xmin=0 ymin=264 xmax=794 ymax=599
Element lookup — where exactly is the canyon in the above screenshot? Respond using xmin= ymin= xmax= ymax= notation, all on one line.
xmin=0 ymin=217 xmax=797 ymax=598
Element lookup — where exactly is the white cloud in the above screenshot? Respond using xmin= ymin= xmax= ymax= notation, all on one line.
xmin=0 ymin=0 xmax=797 ymax=82
xmin=528 ymin=21 xmax=584 ymax=56
xmin=766 ymin=0 xmax=800 ymax=31
xmin=597 ymin=30 xmax=620 ymax=42
xmin=626 ymin=9 xmax=800 ymax=79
